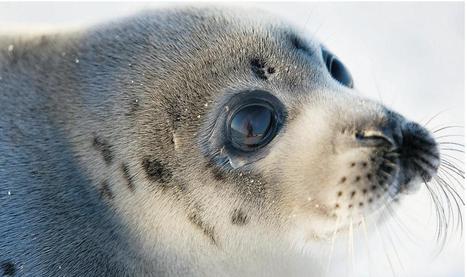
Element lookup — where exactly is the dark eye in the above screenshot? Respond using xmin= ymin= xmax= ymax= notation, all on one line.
xmin=228 ymin=103 xmax=277 ymax=151
xmin=322 ymin=48 xmax=354 ymax=88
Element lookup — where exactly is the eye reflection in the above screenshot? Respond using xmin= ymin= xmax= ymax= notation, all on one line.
xmin=230 ymin=104 xmax=273 ymax=148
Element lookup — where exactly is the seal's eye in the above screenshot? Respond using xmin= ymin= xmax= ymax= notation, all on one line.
xmin=228 ymin=103 xmax=277 ymax=151
xmin=322 ymin=48 xmax=354 ymax=88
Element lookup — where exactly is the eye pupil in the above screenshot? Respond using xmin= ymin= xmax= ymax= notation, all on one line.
xmin=230 ymin=104 xmax=274 ymax=149
xmin=322 ymin=49 xmax=354 ymax=88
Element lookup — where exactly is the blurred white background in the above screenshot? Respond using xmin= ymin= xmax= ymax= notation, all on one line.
xmin=0 ymin=2 xmax=464 ymax=277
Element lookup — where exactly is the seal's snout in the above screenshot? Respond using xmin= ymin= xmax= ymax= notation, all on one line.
xmin=398 ymin=121 xmax=440 ymax=187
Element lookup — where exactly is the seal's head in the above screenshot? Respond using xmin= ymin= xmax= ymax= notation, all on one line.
xmin=124 ymin=7 xmax=441 ymax=255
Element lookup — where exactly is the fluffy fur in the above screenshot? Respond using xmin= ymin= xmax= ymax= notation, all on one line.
xmin=0 ymin=7 xmax=440 ymax=276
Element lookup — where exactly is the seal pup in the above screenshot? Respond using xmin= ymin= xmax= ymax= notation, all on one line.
xmin=0 ymin=6 xmax=452 ymax=276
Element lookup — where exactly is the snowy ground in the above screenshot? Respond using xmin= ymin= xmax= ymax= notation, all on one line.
xmin=0 ymin=2 xmax=464 ymax=277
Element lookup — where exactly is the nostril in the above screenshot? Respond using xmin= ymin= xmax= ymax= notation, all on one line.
xmin=355 ymin=130 xmax=397 ymax=150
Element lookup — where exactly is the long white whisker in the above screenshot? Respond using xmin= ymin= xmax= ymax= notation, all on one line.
xmin=326 ymin=216 xmax=341 ymax=277
xmin=361 ymin=216 xmax=372 ymax=277
xmin=372 ymin=220 xmax=397 ymax=277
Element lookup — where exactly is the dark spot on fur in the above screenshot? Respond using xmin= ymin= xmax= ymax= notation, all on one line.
xmin=92 ymin=136 xmax=113 ymax=165
xmin=355 ymin=176 xmax=361 ymax=182
xmin=367 ymin=174 xmax=372 ymax=180
xmin=205 ymin=160 xmax=226 ymax=181
xmin=348 ymin=204 xmax=353 ymax=208
xmin=350 ymin=191 xmax=356 ymax=198
xmin=359 ymin=202 xmax=364 ymax=207
xmin=250 ymin=58 xmax=275 ymax=80
xmin=350 ymin=162 xmax=356 ymax=167
xmin=368 ymin=198 xmax=373 ymax=203
xmin=361 ymin=162 xmax=368 ymax=167
xmin=371 ymin=185 xmax=377 ymax=191
xmin=121 ymin=164 xmax=135 ymax=192
xmin=250 ymin=58 xmax=268 ymax=80
xmin=340 ymin=177 xmax=346 ymax=183
xmin=125 ymin=98 xmax=140 ymax=116
xmin=362 ymin=189 xmax=367 ymax=194
xmin=142 ymin=157 xmax=172 ymax=183
xmin=1 ymin=261 xmax=15 ymax=276
xmin=335 ymin=203 xmax=340 ymax=209
xmin=188 ymin=211 xmax=216 ymax=245
xmin=99 ymin=180 xmax=114 ymax=200
xmin=337 ymin=191 xmax=343 ymax=197
xmin=231 ymin=209 xmax=249 ymax=226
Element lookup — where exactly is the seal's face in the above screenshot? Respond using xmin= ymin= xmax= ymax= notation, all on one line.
xmin=191 ymin=15 xmax=440 ymax=244
xmin=129 ymin=10 xmax=444 ymax=256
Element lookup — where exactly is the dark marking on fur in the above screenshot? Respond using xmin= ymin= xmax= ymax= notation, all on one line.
xmin=250 ymin=58 xmax=267 ymax=80
xmin=99 ymin=180 xmax=114 ymax=200
xmin=125 ymin=98 xmax=140 ymax=116
xmin=142 ymin=156 xmax=172 ymax=184
xmin=121 ymin=163 xmax=135 ymax=192
xmin=188 ymin=212 xmax=216 ymax=245
xmin=231 ymin=209 xmax=249 ymax=226
xmin=92 ymin=136 xmax=113 ymax=165
xmin=250 ymin=58 xmax=275 ymax=80
xmin=350 ymin=191 xmax=356 ymax=198
xmin=205 ymin=160 xmax=227 ymax=181
xmin=1 ymin=261 xmax=16 ymax=276
xmin=337 ymin=191 xmax=343 ymax=197
xmin=340 ymin=177 xmax=346 ymax=183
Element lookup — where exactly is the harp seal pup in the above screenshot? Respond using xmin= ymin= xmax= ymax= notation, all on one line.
xmin=0 ymin=6 xmax=440 ymax=277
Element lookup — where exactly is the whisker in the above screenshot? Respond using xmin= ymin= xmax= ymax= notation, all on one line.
xmin=434 ymin=175 xmax=464 ymax=236
xmin=438 ymin=142 xmax=465 ymax=149
xmin=325 ymin=216 xmax=340 ymax=277
xmin=431 ymin=125 xmax=464 ymax=134
xmin=434 ymin=134 xmax=464 ymax=140
xmin=437 ymin=167 xmax=465 ymax=202
xmin=384 ymin=203 xmax=421 ymax=246
xmin=440 ymin=160 xmax=465 ymax=179
xmin=440 ymin=148 xmax=465 ymax=154
xmin=422 ymin=179 xmax=448 ymax=246
xmin=381 ymin=209 xmax=405 ymax=273
xmin=437 ymin=168 xmax=465 ymax=204
xmin=372 ymin=220 xmax=397 ymax=277
xmin=361 ymin=216 xmax=373 ymax=277
xmin=423 ymin=109 xmax=450 ymax=127
xmin=440 ymin=153 xmax=465 ymax=165
xmin=349 ymin=217 xmax=355 ymax=276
